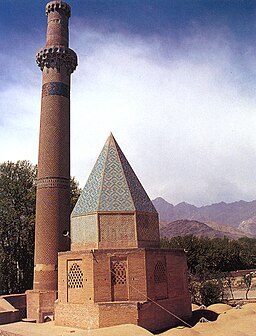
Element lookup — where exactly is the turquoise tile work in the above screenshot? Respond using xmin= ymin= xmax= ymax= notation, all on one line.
xmin=71 ymin=133 xmax=157 ymax=216
xmin=115 ymin=140 xmax=157 ymax=214
xmin=71 ymin=214 xmax=97 ymax=242
xmin=98 ymin=144 xmax=135 ymax=212
xmin=71 ymin=140 xmax=108 ymax=216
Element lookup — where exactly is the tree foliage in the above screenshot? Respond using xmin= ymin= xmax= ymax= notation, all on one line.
xmin=70 ymin=176 xmax=81 ymax=213
xmin=0 ymin=161 xmax=81 ymax=295
xmin=199 ymin=280 xmax=223 ymax=306
xmin=162 ymin=235 xmax=256 ymax=305
xmin=162 ymin=235 xmax=256 ymax=275
xmin=0 ymin=161 xmax=36 ymax=294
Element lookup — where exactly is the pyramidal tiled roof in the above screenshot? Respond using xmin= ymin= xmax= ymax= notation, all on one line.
xmin=72 ymin=133 xmax=157 ymax=217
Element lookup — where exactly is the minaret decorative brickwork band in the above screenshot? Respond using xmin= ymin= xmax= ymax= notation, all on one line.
xmin=26 ymin=1 xmax=77 ymax=322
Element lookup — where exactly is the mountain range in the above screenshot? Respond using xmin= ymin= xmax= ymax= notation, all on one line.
xmin=152 ymin=197 xmax=256 ymax=239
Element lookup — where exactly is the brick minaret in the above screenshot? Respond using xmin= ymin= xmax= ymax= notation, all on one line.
xmin=26 ymin=1 xmax=77 ymax=322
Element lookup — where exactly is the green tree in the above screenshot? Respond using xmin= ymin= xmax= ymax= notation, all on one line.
xmin=0 ymin=161 xmax=36 ymax=294
xmin=0 ymin=160 xmax=81 ymax=295
xmin=70 ymin=176 xmax=81 ymax=213
xmin=162 ymin=235 xmax=256 ymax=275
xmin=199 ymin=279 xmax=223 ymax=306
xmin=162 ymin=235 xmax=256 ymax=303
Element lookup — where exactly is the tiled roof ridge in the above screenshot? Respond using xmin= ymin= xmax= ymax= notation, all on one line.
xmin=114 ymin=136 xmax=157 ymax=214
xmin=110 ymin=133 xmax=136 ymax=211
xmin=96 ymin=134 xmax=111 ymax=212
xmin=72 ymin=133 xmax=157 ymax=216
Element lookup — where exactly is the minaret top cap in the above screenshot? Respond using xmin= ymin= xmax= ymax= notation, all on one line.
xmin=46 ymin=1 xmax=71 ymax=18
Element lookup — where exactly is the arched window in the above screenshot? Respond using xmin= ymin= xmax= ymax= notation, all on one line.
xmin=111 ymin=262 xmax=127 ymax=285
xmin=154 ymin=261 xmax=167 ymax=284
xmin=67 ymin=263 xmax=84 ymax=288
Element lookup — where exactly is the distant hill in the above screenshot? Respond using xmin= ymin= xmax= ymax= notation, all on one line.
xmin=159 ymin=219 xmax=250 ymax=239
xmin=238 ymin=217 xmax=256 ymax=236
xmin=153 ymin=197 xmax=256 ymax=230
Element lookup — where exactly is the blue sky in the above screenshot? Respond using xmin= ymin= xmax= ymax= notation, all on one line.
xmin=1 ymin=0 xmax=256 ymax=206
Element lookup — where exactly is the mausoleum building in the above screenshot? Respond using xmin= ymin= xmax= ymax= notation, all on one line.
xmin=55 ymin=134 xmax=192 ymax=331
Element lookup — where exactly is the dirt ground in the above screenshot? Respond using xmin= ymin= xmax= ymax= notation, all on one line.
xmin=1 ymin=303 xmax=256 ymax=336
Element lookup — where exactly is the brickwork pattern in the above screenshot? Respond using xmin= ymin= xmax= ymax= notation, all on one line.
xmin=98 ymin=303 xmax=138 ymax=328
xmin=99 ymin=214 xmax=135 ymax=242
xmin=31 ymin=0 xmax=77 ymax=309
xmin=126 ymin=250 xmax=147 ymax=301
xmin=137 ymin=213 xmax=160 ymax=242
xmin=42 ymin=67 xmax=70 ymax=85
xmin=34 ymin=186 xmax=70 ymax=266
xmin=46 ymin=3 xmax=69 ymax=48
xmin=71 ymin=241 xmax=99 ymax=251
xmin=37 ymin=96 xmax=70 ymax=178
xmin=56 ymin=248 xmax=191 ymax=331
xmin=58 ymin=253 xmax=94 ymax=305
xmin=93 ymin=253 xmax=112 ymax=303
xmin=55 ymin=303 xmax=99 ymax=329
xmin=71 ymin=214 xmax=97 ymax=243
xmin=26 ymin=290 xmax=57 ymax=323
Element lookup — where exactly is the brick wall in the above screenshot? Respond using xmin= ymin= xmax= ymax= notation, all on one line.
xmin=136 ymin=212 xmax=160 ymax=246
xmin=55 ymin=302 xmax=99 ymax=329
xmin=98 ymin=302 xmax=138 ymax=328
xmin=26 ymin=290 xmax=57 ymax=322
xmin=58 ymin=251 xmax=94 ymax=304
xmin=56 ymin=248 xmax=191 ymax=331
xmin=93 ymin=253 xmax=112 ymax=302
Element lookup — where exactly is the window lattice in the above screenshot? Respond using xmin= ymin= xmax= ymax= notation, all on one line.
xmin=68 ymin=263 xmax=83 ymax=288
xmin=111 ymin=262 xmax=127 ymax=285
xmin=154 ymin=261 xmax=167 ymax=284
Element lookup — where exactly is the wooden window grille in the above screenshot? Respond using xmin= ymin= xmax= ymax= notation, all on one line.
xmin=67 ymin=263 xmax=83 ymax=288
xmin=154 ymin=261 xmax=167 ymax=284
xmin=111 ymin=262 xmax=127 ymax=285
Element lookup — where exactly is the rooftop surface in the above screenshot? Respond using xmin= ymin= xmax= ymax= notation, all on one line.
xmin=1 ymin=303 xmax=256 ymax=336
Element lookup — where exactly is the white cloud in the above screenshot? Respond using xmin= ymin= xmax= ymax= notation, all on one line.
xmin=1 ymin=25 xmax=256 ymax=206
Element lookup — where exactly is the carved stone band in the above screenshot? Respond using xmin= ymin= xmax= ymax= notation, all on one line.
xmin=42 ymin=82 xmax=69 ymax=99
xmin=46 ymin=1 xmax=71 ymax=18
xmin=36 ymin=46 xmax=77 ymax=74
xmin=37 ymin=177 xmax=70 ymax=189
